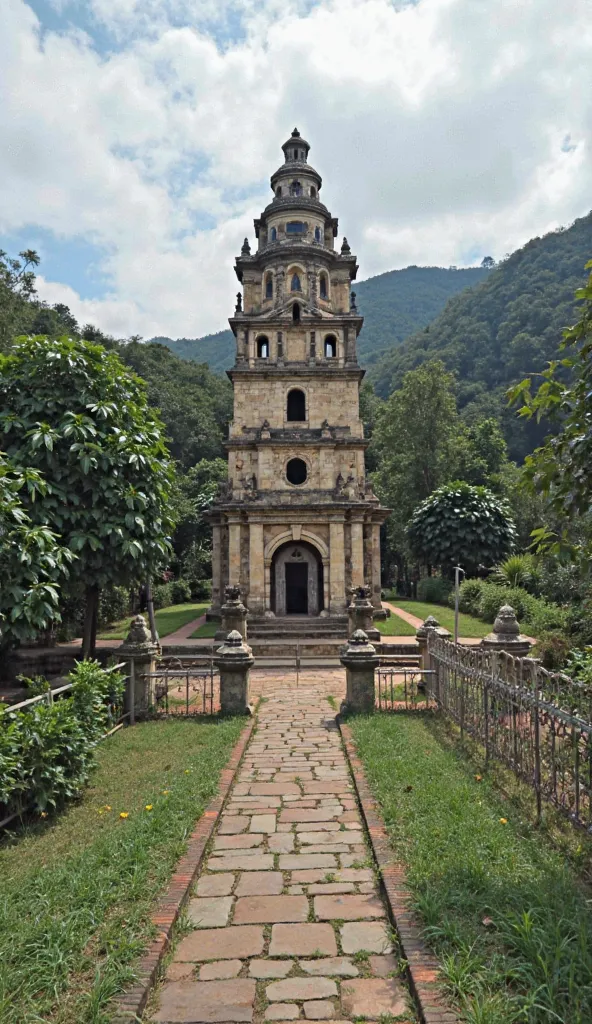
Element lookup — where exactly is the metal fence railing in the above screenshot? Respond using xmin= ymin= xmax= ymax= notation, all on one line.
xmin=140 ymin=656 xmax=217 ymax=717
xmin=427 ymin=632 xmax=592 ymax=829
xmin=376 ymin=663 xmax=436 ymax=711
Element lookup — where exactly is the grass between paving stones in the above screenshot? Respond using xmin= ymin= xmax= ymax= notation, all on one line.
xmin=350 ymin=712 xmax=592 ymax=1024
xmin=0 ymin=715 xmax=245 ymax=1024
xmin=392 ymin=599 xmax=493 ymax=638
xmin=98 ymin=601 xmax=209 ymax=640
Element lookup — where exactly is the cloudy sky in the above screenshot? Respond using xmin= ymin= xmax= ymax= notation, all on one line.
xmin=1 ymin=0 xmax=591 ymax=340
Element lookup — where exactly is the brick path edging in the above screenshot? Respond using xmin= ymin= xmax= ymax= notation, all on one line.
xmin=111 ymin=715 xmax=256 ymax=1024
xmin=339 ymin=720 xmax=460 ymax=1024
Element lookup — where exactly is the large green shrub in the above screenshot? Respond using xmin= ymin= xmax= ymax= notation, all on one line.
xmin=0 ymin=660 xmax=124 ymax=817
xmin=453 ymin=578 xmax=486 ymax=615
xmin=153 ymin=581 xmax=174 ymax=609
xmin=171 ymin=578 xmax=192 ymax=604
xmin=417 ymin=576 xmax=453 ymax=604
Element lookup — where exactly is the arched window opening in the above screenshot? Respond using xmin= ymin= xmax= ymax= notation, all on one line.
xmin=314 ymin=226 xmax=321 ymax=242
xmin=290 ymin=181 xmax=302 ymax=196
xmin=265 ymin=273 xmax=273 ymax=299
xmin=270 ymin=226 xmax=277 ymax=241
xmin=324 ymin=334 xmax=337 ymax=358
xmin=287 ymin=389 xmax=306 ymax=422
xmin=257 ymin=336 xmax=269 ymax=359
xmin=293 ymin=149 xmax=298 ymax=160
xmin=292 ymin=303 xmax=301 ymax=323
xmin=319 ymin=274 xmax=328 ymax=299
xmin=291 ymin=273 xmax=301 ymax=292
xmin=286 ymin=457 xmax=307 ymax=485
xmin=310 ymin=187 xmax=316 ymax=199
xmin=286 ymin=221 xmax=305 ymax=234
xmin=276 ymin=186 xmax=282 ymax=197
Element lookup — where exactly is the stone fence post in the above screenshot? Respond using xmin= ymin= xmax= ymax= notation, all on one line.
xmin=481 ymin=604 xmax=533 ymax=657
xmin=415 ymin=615 xmax=452 ymax=672
xmin=118 ymin=614 xmax=159 ymax=722
xmin=347 ymin=585 xmax=380 ymax=641
xmin=215 ymin=585 xmax=248 ymax=641
xmin=214 ymin=630 xmax=254 ymax=715
xmin=340 ymin=629 xmax=379 ymax=714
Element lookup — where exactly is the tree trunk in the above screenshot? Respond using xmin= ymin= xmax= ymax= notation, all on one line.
xmin=82 ymin=584 xmax=99 ymax=659
xmin=146 ymin=579 xmax=159 ymax=643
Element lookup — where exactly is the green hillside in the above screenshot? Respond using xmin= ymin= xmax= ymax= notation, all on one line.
xmin=369 ymin=212 xmax=592 ymax=460
xmin=151 ymin=265 xmax=488 ymax=373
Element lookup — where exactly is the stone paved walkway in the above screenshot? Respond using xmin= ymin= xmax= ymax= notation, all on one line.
xmin=150 ymin=683 xmax=415 ymax=1023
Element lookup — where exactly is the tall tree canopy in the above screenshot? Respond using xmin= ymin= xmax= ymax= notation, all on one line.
xmin=0 ymin=336 xmax=175 ymax=654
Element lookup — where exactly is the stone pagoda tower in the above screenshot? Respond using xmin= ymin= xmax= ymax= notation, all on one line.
xmin=209 ymin=129 xmax=389 ymax=627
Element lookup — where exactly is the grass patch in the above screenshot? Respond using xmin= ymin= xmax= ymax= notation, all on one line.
xmin=350 ymin=712 xmax=592 ymax=1023
xmin=377 ymin=614 xmax=417 ymax=637
xmin=0 ymin=715 xmax=245 ymax=1023
xmin=190 ymin=620 xmax=219 ymax=639
xmin=98 ymin=602 xmax=208 ymax=640
xmin=390 ymin=599 xmax=491 ymax=638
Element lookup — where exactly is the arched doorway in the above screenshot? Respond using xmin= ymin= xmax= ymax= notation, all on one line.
xmin=271 ymin=541 xmax=324 ymax=616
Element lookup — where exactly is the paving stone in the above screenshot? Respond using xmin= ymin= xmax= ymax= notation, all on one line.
xmin=265 ymin=1004 xmax=300 ymax=1020
xmin=208 ymin=854 xmax=275 ymax=872
xmin=304 ymin=845 xmax=352 ymax=855
xmin=298 ymin=831 xmax=346 ymax=845
xmin=188 ymin=896 xmax=234 ymax=928
xmin=280 ymin=810 xmax=338 ymax=823
xmin=334 ymin=869 xmax=373 ymax=883
xmin=289 ymin=869 xmax=331 ymax=883
xmin=300 ymin=957 xmax=358 ymax=977
xmin=153 ymin=978 xmax=256 ymax=1022
xmin=339 ymin=854 xmax=369 ymax=868
xmin=340 ymin=922 xmax=392 ymax=955
xmin=250 ymin=814 xmax=277 ymax=833
xmin=175 ymin=926 xmax=265 ymax=961
xmin=279 ymin=854 xmax=337 ymax=870
xmin=249 ymin=960 xmax=293 ymax=979
xmin=250 ymin=783 xmax=301 ymax=795
xmin=277 ymin=823 xmax=293 ymax=833
xmin=369 ymin=954 xmax=398 ymax=977
xmin=199 ymin=959 xmax=243 ymax=980
xmin=303 ymin=1000 xmax=335 ymax=1019
xmin=269 ymin=923 xmax=337 ymax=957
xmin=358 ymin=882 xmax=377 ymax=895
xmin=219 ymin=815 xmax=250 ymax=835
xmin=307 ymin=884 xmax=355 ymax=895
xmin=165 ymin=961 xmax=194 ymax=981
xmin=235 ymin=872 xmax=284 ymax=897
xmin=266 ymin=978 xmax=337 ymax=1002
xmin=197 ymin=874 xmax=235 ymax=897
xmin=234 ymin=895 xmax=309 ymax=924
xmin=269 ymin=832 xmax=295 ymax=853
xmin=314 ymin=894 xmax=386 ymax=921
xmin=340 ymin=977 xmax=407 ymax=1018
xmin=214 ymin=835 xmax=265 ymax=851
xmin=295 ymin=822 xmax=340 ymax=833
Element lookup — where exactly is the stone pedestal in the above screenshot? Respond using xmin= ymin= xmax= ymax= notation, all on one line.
xmin=347 ymin=585 xmax=380 ymax=640
xmin=215 ymin=586 xmax=248 ymax=641
xmin=214 ymin=630 xmax=254 ymax=715
xmin=481 ymin=604 xmax=533 ymax=657
xmin=118 ymin=614 xmax=159 ymax=721
xmin=340 ymin=629 xmax=379 ymax=714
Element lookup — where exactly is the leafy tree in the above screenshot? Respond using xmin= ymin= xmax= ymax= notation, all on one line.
xmin=0 ymin=249 xmax=40 ymax=350
xmin=0 ymin=453 xmax=74 ymax=653
xmin=0 ymin=336 xmax=175 ymax=655
xmin=481 ymin=256 xmax=496 ymax=269
xmin=510 ymin=260 xmax=592 ymax=561
xmin=406 ymin=481 xmax=516 ymax=576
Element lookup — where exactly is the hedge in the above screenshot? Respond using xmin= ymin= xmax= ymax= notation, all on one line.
xmin=0 ymin=661 xmax=125 ymax=819
xmin=452 ymin=578 xmax=569 ymax=634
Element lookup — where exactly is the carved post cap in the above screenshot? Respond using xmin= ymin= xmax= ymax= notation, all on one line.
xmin=482 ymin=604 xmax=532 ymax=655
xmin=119 ymin=614 xmax=159 ymax=657
xmin=493 ymin=604 xmax=520 ymax=637
xmin=416 ymin=614 xmax=440 ymax=639
xmin=214 ymin=631 xmax=254 ymax=715
xmin=341 ymin=629 xmax=378 ymax=662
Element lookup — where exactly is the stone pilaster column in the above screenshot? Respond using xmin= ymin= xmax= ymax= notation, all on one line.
xmin=210 ymin=522 xmax=222 ymax=617
xmin=248 ymin=521 xmax=265 ymax=616
xmin=370 ymin=522 xmax=382 ymax=611
xmin=214 ymin=631 xmax=254 ymax=715
xmin=118 ymin=615 xmax=159 ymax=722
xmin=350 ymin=519 xmax=365 ymax=588
xmin=340 ymin=629 xmax=379 ymax=714
xmin=228 ymin=518 xmax=242 ymax=586
xmin=329 ymin=519 xmax=346 ymax=614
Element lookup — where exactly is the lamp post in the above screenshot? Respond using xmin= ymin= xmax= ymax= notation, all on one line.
xmin=453 ymin=565 xmax=465 ymax=645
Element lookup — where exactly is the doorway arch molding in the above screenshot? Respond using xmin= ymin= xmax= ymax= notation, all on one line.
xmin=264 ymin=529 xmax=329 ymax=613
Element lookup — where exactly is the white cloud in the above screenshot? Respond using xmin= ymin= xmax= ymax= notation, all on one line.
xmin=1 ymin=0 xmax=591 ymax=338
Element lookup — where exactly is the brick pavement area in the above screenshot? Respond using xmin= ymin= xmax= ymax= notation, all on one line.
xmin=149 ymin=672 xmax=416 ymax=1024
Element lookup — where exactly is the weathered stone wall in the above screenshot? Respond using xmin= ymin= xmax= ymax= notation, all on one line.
xmin=231 ymin=376 xmax=363 ymax=433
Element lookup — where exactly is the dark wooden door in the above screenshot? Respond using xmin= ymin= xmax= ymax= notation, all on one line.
xmin=285 ymin=562 xmax=308 ymax=614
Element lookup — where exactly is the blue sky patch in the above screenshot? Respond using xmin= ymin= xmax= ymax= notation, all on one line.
xmin=0 ymin=226 xmax=111 ymax=300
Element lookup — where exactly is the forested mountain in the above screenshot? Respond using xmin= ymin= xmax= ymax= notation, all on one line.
xmin=152 ymin=265 xmax=489 ymax=372
xmin=370 ymin=213 xmax=592 ymax=459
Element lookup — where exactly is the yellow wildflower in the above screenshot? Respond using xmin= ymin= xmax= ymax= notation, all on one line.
xmin=474 ymin=774 xmax=482 ymax=782
xmin=120 ymin=812 xmax=129 ymax=819
xmin=145 ymin=804 xmax=153 ymax=811
xmin=162 ymin=789 xmax=171 ymax=795
xmin=499 ymin=817 xmax=508 ymax=824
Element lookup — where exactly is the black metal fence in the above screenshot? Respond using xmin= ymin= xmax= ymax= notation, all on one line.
xmin=427 ymin=632 xmax=592 ymax=829
xmin=376 ymin=663 xmax=436 ymax=711
xmin=139 ymin=656 xmax=217 ymax=717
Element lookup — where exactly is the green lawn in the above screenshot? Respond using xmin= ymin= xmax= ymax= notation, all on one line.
xmin=376 ymin=614 xmax=417 ymax=636
xmin=389 ymin=599 xmax=492 ymax=638
xmin=98 ymin=602 xmax=208 ymax=640
xmin=0 ymin=716 xmax=245 ymax=1024
xmin=351 ymin=713 xmax=592 ymax=1024
xmin=191 ymin=620 xmax=219 ymax=638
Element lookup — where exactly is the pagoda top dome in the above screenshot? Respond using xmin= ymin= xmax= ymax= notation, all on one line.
xmin=281 ymin=128 xmax=311 ymax=164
